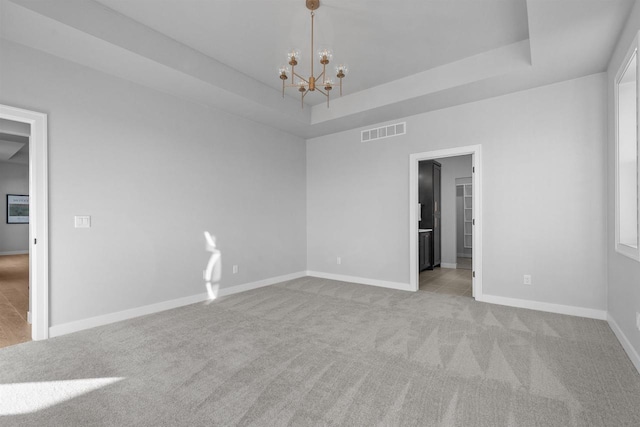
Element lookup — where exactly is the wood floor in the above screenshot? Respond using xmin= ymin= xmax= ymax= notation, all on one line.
xmin=419 ymin=266 xmax=473 ymax=297
xmin=0 ymin=254 xmax=31 ymax=348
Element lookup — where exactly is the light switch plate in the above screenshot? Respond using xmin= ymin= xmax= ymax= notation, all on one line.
xmin=74 ymin=215 xmax=91 ymax=228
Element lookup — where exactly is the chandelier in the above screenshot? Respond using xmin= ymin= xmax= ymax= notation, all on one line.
xmin=278 ymin=0 xmax=348 ymax=108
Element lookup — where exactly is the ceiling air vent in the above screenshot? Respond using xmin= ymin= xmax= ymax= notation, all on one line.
xmin=361 ymin=122 xmax=406 ymax=142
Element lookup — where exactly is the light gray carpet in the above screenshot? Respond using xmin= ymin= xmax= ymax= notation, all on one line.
xmin=1 ymin=277 xmax=639 ymax=426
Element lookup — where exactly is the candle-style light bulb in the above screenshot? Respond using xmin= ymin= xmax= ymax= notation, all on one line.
xmin=317 ymin=48 xmax=333 ymax=64
xmin=287 ymin=49 xmax=301 ymax=66
xmin=336 ymin=64 xmax=348 ymax=78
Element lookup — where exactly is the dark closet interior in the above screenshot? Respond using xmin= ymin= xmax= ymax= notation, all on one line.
xmin=419 ymin=160 xmax=441 ymax=271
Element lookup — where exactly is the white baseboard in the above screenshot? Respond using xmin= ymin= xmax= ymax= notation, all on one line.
xmin=441 ymin=263 xmax=457 ymax=269
xmin=608 ymin=314 xmax=640 ymax=374
xmin=475 ymin=294 xmax=607 ymax=320
xmin=217 ymin=271 xmax=306 ymax=297
xmin=0 ymin=250 xmax=28 ymax=256
xmin=49 ymin=271 xmax=307 ymax=338
xmin=49 ymin=293 xmax=209 ymax=338
xmin=306 ymin=270 xmax=413 ymax=292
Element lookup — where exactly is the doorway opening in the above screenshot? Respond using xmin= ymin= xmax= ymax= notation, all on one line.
xmin=417 ymin=156 xmax=472 ymax=296
xmin=0 ymin=119 xmax=31 ymax=347
xmin=0 ymin=105 xmax=49 ymax=342
xmin=409 ymin=145 xmax=482 ymax=298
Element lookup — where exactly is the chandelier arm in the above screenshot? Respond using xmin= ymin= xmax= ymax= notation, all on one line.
xmin=292 ymin=72 xmax=309 ymax=83
xmin=315 ymin=87 xmax=329 ymax=107
xmin=317 ymin=61 xmax=326 ymax=81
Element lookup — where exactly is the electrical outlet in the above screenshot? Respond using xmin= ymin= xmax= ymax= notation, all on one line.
xmin=232 ymin=265 xmax=238 ymax=274
xmin=523 ymin=274 xmax=532 ymax=285
xmin=337 ymin=257 xmax=341 ymax=265
xmin=636 ymin=312 xmax=640 ymax=331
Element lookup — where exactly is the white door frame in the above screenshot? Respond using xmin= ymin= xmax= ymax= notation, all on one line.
xmin=409 ymin=145 xmax=482 ymax=297
xmin=0 ymin=105 xmax=49 ymax=340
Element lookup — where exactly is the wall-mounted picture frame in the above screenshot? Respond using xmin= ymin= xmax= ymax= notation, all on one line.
xmin=6 ymin=194 xmax=29 ymax=224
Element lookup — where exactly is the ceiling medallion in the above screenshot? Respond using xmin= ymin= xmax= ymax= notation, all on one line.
xmin=278 ymin=0 xmax=348 ymax=108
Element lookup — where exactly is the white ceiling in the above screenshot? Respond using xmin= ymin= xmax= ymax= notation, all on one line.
xmin=0 ymin=0 xmax=635 ymax=138
xmin=93 ymin=0 xmax=531 ymax=97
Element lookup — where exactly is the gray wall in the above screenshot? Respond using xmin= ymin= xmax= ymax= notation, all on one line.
xmin=0 ymin=162 xmax=29 ymax=253
xmin=307 ymin=73 xmax=607 ymax=311
xmin=0 ymin=41 xmax=307 ymax=327
xmin=438 ymin=155 xmax=472 ymax=266
xmin=0 ymin=33 xmax=618 ymax=335
xmin=607 ymin=0 xmax=640 ymax=365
